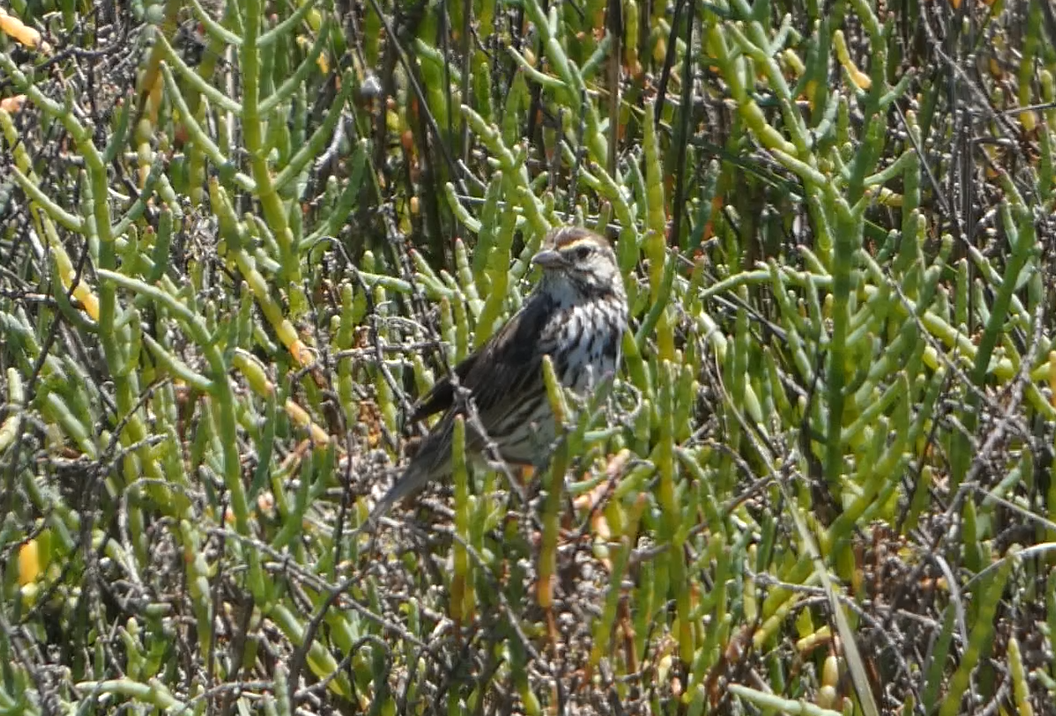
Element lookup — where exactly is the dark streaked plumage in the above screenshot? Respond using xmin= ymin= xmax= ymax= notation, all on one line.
xmin=366 ymin=226 xmax=628 ymax=524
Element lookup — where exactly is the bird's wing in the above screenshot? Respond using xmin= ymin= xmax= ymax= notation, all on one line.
xmin=408 ymin=351 xmax=481 ymax=423
xmin=459 ymin=294 xmax=551 ymax=423
xmin=368 ymin=294 xmax=554 ymax=524
xmin=407 ymin=293 xmax=551 ymax=435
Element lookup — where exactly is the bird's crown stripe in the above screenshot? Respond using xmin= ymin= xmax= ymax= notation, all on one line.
xmin=554 ymin=234 xmax=601 ymax=250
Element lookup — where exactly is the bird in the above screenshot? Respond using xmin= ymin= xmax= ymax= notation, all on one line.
xmin=364 ymin=226 xmax=629 ymax=527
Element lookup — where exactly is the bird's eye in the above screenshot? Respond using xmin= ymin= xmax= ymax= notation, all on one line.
xmin=574 ymin=245 xmax=592 ymax=261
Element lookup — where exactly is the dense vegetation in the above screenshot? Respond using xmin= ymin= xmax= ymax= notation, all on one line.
xmin=2 ymin=0 xmax=1055 ymax=713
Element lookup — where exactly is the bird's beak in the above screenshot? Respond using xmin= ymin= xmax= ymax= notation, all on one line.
xmin=531 ymin=249 xmax=566 ymax=269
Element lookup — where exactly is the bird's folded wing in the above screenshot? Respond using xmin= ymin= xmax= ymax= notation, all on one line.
xmin=408 ymin=351 xmax=481 ymax=423
xmin=409 ymin=294 xmax=551 ymax=427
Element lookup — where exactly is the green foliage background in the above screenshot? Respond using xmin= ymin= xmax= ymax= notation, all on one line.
xmin=2 ymin=0 xmax=1056 ymax=713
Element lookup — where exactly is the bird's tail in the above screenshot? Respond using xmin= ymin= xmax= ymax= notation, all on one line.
xmin=356 ymin=417 xmax=455 ymax=535
xmin=360 ymin=458 xmax=437 ymax=531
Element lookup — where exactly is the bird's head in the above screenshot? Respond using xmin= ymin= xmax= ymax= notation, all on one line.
xmin=531 ymin=227 xmax=625 ymax=300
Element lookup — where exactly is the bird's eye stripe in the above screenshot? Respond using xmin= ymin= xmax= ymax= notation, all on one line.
xmin=557 ymin=239 xmax=594 ymax=259
xmin=555 ymin=235 xmax=595 ymax=249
